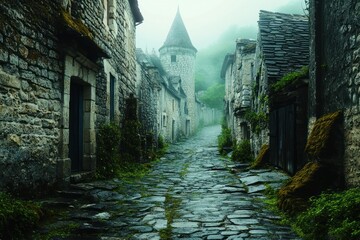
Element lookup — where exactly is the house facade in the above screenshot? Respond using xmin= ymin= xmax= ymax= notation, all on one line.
xmin=0 ymin=0 xmax=143 ymax=193
xmin=222 ymin=39 xmax=256 ymax=145
xmin=309 ymin=0 xmax=360 ymax=186
xmin=253 ymin=11 xmax=309 ymax=174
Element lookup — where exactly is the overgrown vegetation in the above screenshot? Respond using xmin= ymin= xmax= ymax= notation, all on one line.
xmin=121 ymin=95 xmax=142 ymax=163
xmin=160 ymin=191 xmax=182 ymax=240
xmin=96 ymin=96 xmax=167 ymax=180
xmin=199 ymin=83 xmax=225 ymax=110
xmin=217 ymin=120 xmax=232 ymax=155
xmin=296 ymin=188 xmax=360 ymax=240
xmin=244 ymin=110 xmax=268 ymax=134
xmin=231 ymin=140 xmax=253 ymax=163
xmin=262 ymin=184 xmax=360 ymax=240
xmin=271 ymin=66 xmax=309 ymax=92
xmin=0 ymin=192 xmax=42 ymax=239
xmin=96 ymin=122 xmax=122 ymax=179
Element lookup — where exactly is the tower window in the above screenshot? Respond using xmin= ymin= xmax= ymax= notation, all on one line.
xmin=171 ymin=55 xmax=176 ymax=63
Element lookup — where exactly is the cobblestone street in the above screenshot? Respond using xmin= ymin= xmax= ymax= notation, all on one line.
xmin=37 ymin=125 xmax=301 ymax=240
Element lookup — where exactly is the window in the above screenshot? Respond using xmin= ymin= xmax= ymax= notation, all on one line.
xmin=171 ymin=55 xmax=176 ymax=63
xmin=109 ymin=73 xmax=115 ymax=121
xmin=162 ymin=115 xmax=167 ymax=127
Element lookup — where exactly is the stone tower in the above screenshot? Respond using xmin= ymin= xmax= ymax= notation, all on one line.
xmin=159 ymin=8 xmax=197 ymax=135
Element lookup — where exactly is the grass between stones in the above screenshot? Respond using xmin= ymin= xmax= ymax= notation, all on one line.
xmin=160 ymin=190 xmax=182 ymax=240
xmin=180 ymin=162 xmax=190 ymax=178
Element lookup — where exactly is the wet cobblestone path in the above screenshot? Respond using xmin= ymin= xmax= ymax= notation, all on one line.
xmin=36 ymin=125 xmax=301 ymax=240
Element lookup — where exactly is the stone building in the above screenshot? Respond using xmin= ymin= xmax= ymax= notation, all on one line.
xmin=222 ymin=39 xmax=256 ymax=144
xmin=159 ymin=8 xmax=197 ymax=136
xmin=135 ymin=50 xmax=187 ymax=143
xmin=253 ymin=11 xmax=309 ymax=174
xmin=309 ymin=0 xmax=360 ymax=186
xmin=0 ymin=0 xmax=143 ymax=193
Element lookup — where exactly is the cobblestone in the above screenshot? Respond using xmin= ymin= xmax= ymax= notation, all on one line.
xmin=35 ymin=125 xmax=301 ymax=239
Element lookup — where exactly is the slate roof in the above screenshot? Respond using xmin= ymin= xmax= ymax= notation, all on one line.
xmin=258 ymin=10 xmax=309 ymax=82
xmin=159 ymin=8 xmax=197 ymax=52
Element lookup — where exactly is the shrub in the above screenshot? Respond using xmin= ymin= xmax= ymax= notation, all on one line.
xmin=296 ymin=188 xmax=360 ymax=240
xmin=231 ymin=140 xmax=253 ymax=162
xmin=271 ymin=66 xmax=309 ymax=92
xmin=96 ymin=122 xmax=121 ymax=179
xmin=0 ymin=192 xmax=42 ymax=239
xmin=244 ymin=110 xmax=268 ymax=134
xmin=121 ymin=95 xmax=142 ymax=163
xmin=156 ymin=135 xmax=168 ymax=157
xmin=217 ymin=125 xmax=232 ymax=155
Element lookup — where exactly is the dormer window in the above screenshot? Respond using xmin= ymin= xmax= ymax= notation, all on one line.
xmin=171 ymin=55 xmax=176 ymax=63
xmin=103 ymin=0 xmax=117 ymax=35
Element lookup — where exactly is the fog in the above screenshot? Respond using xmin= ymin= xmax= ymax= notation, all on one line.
xmin=135 ymin=0 xmax=307 ymax=108
xmin=136 ymin=0 xmax=307 ymax=51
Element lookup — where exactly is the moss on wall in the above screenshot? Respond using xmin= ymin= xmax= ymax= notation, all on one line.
xmin=305 ymin=110 xmax=342 ymax=159
xmin=277 ymin=162 xmax=334 ymax=214
xmin=60 ymin=10 xmax=93 ymax=39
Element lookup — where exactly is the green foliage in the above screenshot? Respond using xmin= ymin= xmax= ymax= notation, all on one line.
xmin=96 ymin=122 xmax=121 ymax=179
xmin=160 ymin=191 xmax=182 ymax=240
xmin=121 ymin=95 xmax=142 ymax=163
xmin=271 ymin=66 xmax=309 ymax=92
xmin=295 ymin=188 xmax=360 ymax=240
xmin=199 ymin=83 xmax=225 ymax=109
xmin=116 ymin=162 xmax=153 ymax=181
xmin=231 ymin=140 xmax=253 ymax=162
xmin=121 ymin=120 xmax=142 ymax=163
xmin=244 ymin=110 xmax=268 ymax=134
xmin=0 ymin=192 xmax=42 ymax=239
xmin=217 ymin=124 xmax=233 ymax=155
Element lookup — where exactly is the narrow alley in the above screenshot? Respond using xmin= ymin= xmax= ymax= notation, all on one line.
xmin=36 ymin=125 xmax=300 ymax=240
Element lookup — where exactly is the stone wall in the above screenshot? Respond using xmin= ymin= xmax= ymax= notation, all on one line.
xmin=0 ymin=0 xmax=139 ymax=194
xmin=135 ymin=55 xmax=160 ymax=146
xmin=0 ymin=1 xmax=64 ymax=194
xmin=309 ymin=0 xmax=360 ymax=186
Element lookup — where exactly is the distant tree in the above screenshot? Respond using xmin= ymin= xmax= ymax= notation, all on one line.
xmin=199 ymin=83 xmax=225 ymax=110
xmin=195 ymin=76 xmax=208 ymax=92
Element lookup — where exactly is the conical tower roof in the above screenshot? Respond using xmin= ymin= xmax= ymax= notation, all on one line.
xmin=159 ymin=8 xmax=197 ymax=52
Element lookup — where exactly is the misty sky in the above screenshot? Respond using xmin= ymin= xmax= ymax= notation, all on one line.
xmin=136 ymin=0 xmax=307 ymax=51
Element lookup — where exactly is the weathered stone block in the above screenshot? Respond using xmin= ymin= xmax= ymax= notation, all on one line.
xmin=0 ymin=49 xmax=8 ymax=62
xmin=0 ymin=70 xmax=21 ymax=89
